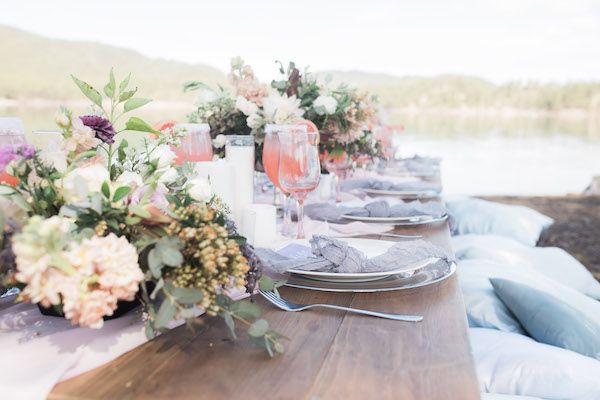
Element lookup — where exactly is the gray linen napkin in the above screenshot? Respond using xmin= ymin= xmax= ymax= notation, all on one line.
xmin=255 ymin=235 xmax=454 ymax=274
xmin=340 ymin=178 xmax=440 ymax=193
xmin=304 ymin=200 xmax=448 ymax=223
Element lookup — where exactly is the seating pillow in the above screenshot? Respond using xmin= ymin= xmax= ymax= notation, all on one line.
xmin=471 ymin=328 xmax=600 ymax=399
xmin=446 ymin=198 xmax=553 ymax=246
xmin=491 ymin=278 xmax=600 ymax=360
xmin=452 ymin=234 xmax=600 ymax=299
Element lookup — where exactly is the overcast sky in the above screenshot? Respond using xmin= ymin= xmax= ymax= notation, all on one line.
xmin=2 ymin=0 xmax=600 ymax=83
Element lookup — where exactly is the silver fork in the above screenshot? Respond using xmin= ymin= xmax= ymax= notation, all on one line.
xmin=259 ymin=290 xmax=423 ymax=322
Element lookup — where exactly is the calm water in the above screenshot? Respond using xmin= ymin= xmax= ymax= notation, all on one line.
xmin=3 ymin=105 xmax=600 ymax=196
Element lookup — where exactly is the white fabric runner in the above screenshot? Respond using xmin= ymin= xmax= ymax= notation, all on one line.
xmin=0 ymin=290 xmax=246 ymax=399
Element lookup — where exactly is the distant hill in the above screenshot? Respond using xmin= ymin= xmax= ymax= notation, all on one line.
xmin=0 ymin=25 xmax=226 ymax=101
xmin=321 ymin=71 xmax=600 ymax=113
xmin=2 ymin=25 xmax=600 ymax=114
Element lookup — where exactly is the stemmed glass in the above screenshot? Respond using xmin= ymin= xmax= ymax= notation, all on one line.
xmin=263 ymin=124 xmax=307 ymax=237
xmin=278 ymin=130 xmax=321 ymax=239
xmin=175 ymin=123 xmax=213 ymax=163
xmin=0 ymin=118 xmax=27 ymax=184
xmin=324 ymin=152 xmax=352 ymax=203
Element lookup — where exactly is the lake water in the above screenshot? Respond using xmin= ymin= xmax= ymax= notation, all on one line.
xmin=3 ymin=105 xmax=600 ymax=196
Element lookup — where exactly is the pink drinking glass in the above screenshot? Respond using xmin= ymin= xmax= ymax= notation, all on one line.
xmin=278 ymin=130 xmax=320 ymax=239
xmin=264 ymin=124 xmax=307 ymax=237
xmin=175 ymin=123 xmax=213 ymax=163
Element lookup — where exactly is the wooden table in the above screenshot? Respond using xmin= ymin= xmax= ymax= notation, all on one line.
xmin=50 ymin=222 xmax=480 ymax=400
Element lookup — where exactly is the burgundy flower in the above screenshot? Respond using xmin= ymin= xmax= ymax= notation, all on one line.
xmin=80 ymin=115 xmax=116 ymax=144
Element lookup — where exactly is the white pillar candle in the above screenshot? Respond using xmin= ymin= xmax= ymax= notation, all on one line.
xmin=194 ymin=160 xmax=236 ymax=214
xmin=241 ymin=204 xmax=277 ymax=248
xmin=225 ymin=136 xmax=255 ymax=229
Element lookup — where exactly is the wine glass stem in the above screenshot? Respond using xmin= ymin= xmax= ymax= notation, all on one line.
xmin=334 ymin=173 xmax=342 ymax=203
xmin=282 ymin=192 xmax=293 ymax=236
xmin=296 ymin=197 xmax=305 ymax=239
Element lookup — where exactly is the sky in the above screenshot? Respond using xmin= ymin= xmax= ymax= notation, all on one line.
xmin=2 ymin=0 xmax=600 ymax=83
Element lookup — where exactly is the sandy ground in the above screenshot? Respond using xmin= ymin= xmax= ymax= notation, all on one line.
xmin=483 ymin=195 xmax=600 ymax=280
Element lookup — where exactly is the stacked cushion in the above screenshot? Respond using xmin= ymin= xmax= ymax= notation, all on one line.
xmin=471 ymin=328 xmax=600 ymax=400
xmin=446 ymin=197 xmax=553 ymax=246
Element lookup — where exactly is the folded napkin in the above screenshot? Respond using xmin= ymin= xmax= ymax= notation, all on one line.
xmin=305 ymin=200 xmax=447 ymax=224
xmin=340 ymin=178 xmax=440 ymax=193
xmin=256 ymin=235 xmax=453 ymax=274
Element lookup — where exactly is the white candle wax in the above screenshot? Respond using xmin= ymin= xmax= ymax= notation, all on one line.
xmin=241 ymin=204 xmax=277 ymax=248
xmin=225 ymin=143 xmax=255 ymax=228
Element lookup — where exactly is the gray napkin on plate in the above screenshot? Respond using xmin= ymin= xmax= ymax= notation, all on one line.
xmin=255 ymin=235 xmax=454 ymax=274
xmin=340 ymin=178 xmax=440 ymax=193
xmin=304 ymin=200 xmax=447 ymax=223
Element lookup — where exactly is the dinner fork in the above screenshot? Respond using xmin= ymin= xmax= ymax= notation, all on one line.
xmin=259 ymin=290 xmax=423 ymax=322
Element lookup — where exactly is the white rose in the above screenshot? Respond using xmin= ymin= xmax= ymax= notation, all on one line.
xmin=313 ymin=95 xmax=338 ymax=115
xmin=213 ymin=134 xmax=227 ymax=149
xmin=246 ymin=113 xmax=263 ymax=130
xmin=62 ymin=164 xmax=110 ymax=203
xmin=197 ymin=89 xmax=218 ymax=104
xmin=188 ymin=178 xmax=212 ymax=202
xmin=116 ymin=171 xmax=143 ymax=188
xmin=235 ymin=95 xmax=259 ymax=116
xmin=149 ymin=145 xmax=176 ymax=169
xmin=55 ymin=112 xmax=70 ymax=128
xmin=158 ymin=167 xmax=178 ymax=184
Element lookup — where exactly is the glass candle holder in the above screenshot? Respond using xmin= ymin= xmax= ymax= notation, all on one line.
xmin=225 ymin=135 xmax=255 ymax=228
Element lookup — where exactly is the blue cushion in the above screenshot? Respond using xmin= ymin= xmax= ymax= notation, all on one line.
xmin=491 ymin=278 xmax=600 ymax=360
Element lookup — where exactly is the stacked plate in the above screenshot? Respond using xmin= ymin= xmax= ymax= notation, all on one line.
xmin=282 ymin=238 xmax=455 ymax=292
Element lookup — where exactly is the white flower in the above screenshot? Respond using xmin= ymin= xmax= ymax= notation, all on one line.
xmin=62 ymin=164 xmax=110 ymax=203
xmin=246 ymin=113 xmax=263 ymax=130
xmin=314 ymin=95 xmax=338 ymax=115
xmin=235 ymin=95 xmax=259 ymax=116
xmin=148 ymin=145 xmax=176 ymax=169
xmin=158 ymin=167 xmax=178 ymax=184
xmin=116 ymin=171 xmax=143 ymax=188
xmin=188 ymin=178 xmax=212 ymax=202
xmin=55 ymin=111 xmax=70 ymax=128
xmin=213 ymin=134 xmax=227 ymax=149
xmin=197 ymin=89 xmax=218 ymax=104
xmin=0 ymin=197 xmax=27 ymax=228
xmin=62 ymin=117 xmax=101 ymax=154
xmin=262 ymin=92 xmax=304 ymax=124
xmin=230 ymin=56 xmax=244 ymax=70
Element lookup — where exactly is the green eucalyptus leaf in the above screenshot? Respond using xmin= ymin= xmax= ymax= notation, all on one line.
xmin=119 ymin=73 xmax=131 ymax=93
xmin=0 ymin=185 xmax=16 ymax=195
xmin=113 ymin=186 xmax=132 ymax=202
xmin=71 ymin=75 xmax=103 ymax=108
xmin=170 ymin=286 xmax=203 ymax=305
xmin=155 ymin=298 xmax=176 ymax=328
xmin=124 ymin=98 xmax=152 ymax=113
xmin=130 ymin=204 xmax=151 ymax=218
xmin=183 ymin=81 xmax=211 ymax=92
xmin=248 ymin=319 xmax=269 ymax=338
xmin=258 ymin=276 xmax=275 ymax=292
xmin=230 ymin=300 xmax=261 ymax=319
xmin=264 ymin=337 xmax=274 ymax=357
xmin=148 ymin=249 xmax=163 ymax=278
xmin=119 ymin=88 xmax=137 ymax=102
xmin=101 ymin=181 xmax=110 ymax=199
xmin=273 ymin=340 xmax=285 ymax=354
xmin=145 ymin=321 xmax=156 ymax=339
xmin=125 ymin=117 xmax=160 ymax=134
xmin=150 ymin=278 xmax=164 ymax=300
xmin=223 ymin=313 xmax=236 ymax=339
xmin=10 ymin=194 xmax=32 ymax=212
xmin=216 ymin=294 xmax=233 ymax=308
xmin=161 ymin=248 xmax=183 ymax=267
xmin=125 ymin=216 xmax=141 ymax=225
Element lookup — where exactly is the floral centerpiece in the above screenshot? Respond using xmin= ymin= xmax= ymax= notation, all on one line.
xmin=183 ymin=58 xmax=384 ymax=171
xmin=0 ymin=70 xmax=284 ymax=356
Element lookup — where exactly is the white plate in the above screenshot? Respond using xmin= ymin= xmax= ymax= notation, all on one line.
xmin=283 ymin=238 xmax=438 ymax=283
xmin=341 ymin=214 xmax=436 ymax=223
xmin=362 ymin=188 xmax=440 ymax=199
xmin=285 ymin=262 xmax=456 ymax=292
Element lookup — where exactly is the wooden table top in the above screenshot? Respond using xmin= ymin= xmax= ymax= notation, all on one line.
xmin=50 ymin=222 xmax=480 ymax=400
